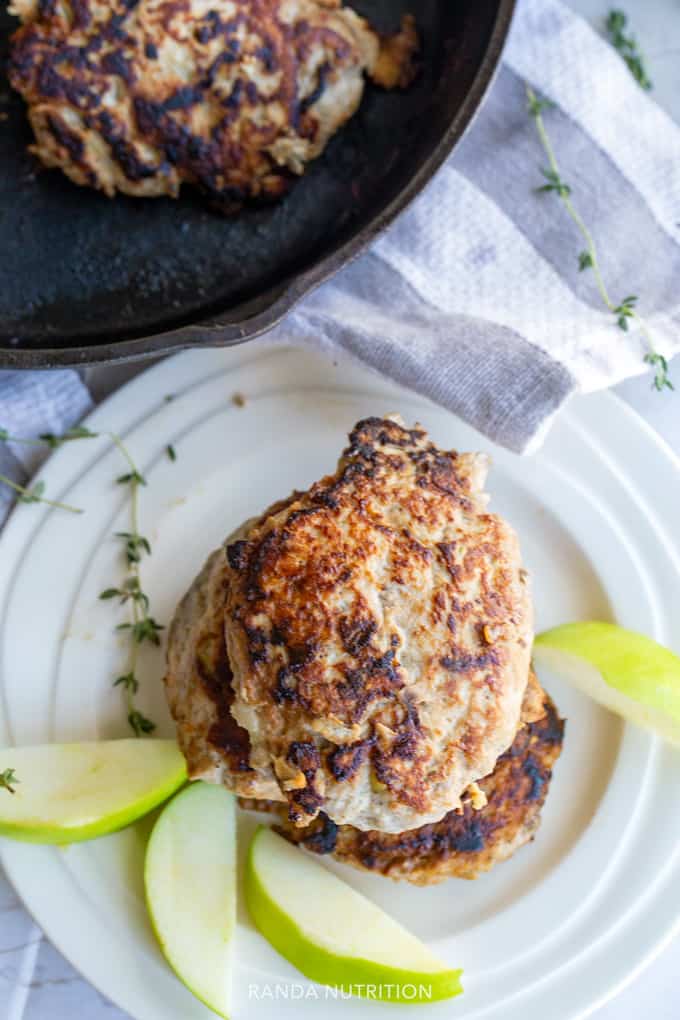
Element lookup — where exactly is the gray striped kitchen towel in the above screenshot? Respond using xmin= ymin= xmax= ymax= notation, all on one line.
xmin=266 ymin=0 xmax=680 ymax=452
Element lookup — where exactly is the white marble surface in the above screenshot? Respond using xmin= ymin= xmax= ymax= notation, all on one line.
xmin=3 ymin=2 xmax=680 ymax=1018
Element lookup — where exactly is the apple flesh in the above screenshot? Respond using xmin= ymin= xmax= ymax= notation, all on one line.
xmin=0 ymin=740 xmax=186 ymax=843
xmin=534 ymin=621 xmax=680 ymax=746
xmin=145 ymin=782 xmax=236 ymax=1019
xmin=245 ymin=825 xmax=463 ymax=1004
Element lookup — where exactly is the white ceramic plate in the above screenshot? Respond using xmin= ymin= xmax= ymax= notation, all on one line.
xmin=1 ymin=345 xmax=680 ymax=1020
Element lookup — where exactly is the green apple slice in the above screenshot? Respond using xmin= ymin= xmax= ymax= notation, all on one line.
xmin=534 ymin=621 xmax=680 ymax=745
xmin=245 ymin=825 xmax=462 ymax=1004
xmin=0 ymin=740 xmax=186 ymax=843
xmin=145 ymin=783 xmax=236 ymax=1019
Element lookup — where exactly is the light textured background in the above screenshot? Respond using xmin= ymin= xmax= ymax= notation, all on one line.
xmin=3 ymin=1 xmax=680 ymax=1017
xmin=568 ymin=2 xmax=680 ymax=1016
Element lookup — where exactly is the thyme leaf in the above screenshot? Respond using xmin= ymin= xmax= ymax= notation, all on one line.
xmin=113 ymin=673 xmax=139 ymax=694
xmin=128 ymin=710 xmax=156 ymax=737
xmin=0 ymin=768 xmax=19 ymax=794
xmin=114 ymin=531 xmax=151 ymax=565
xmin=606 ymin=10 xmax=652 ymax=90
xmin=538 ymin=167 xmax=571 ymax=197
xmin=645 ymin=352 xmax=675 ymax=392
xmin=116 ymin=470 xmax=146 ymax=487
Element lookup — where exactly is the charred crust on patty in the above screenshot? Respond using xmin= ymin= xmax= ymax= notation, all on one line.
xmin=338 ymin=613 xmax=378 ymax=657
xmin=327 ymin=737 xmax=373 ymax=782
xmin=46 ymin=112 xmax=84 ymax=160
xmin=226 ymin=539 xmax=249 ymax=571
xmin=440 ymin=649 xmax=501 ymax=674
xmin=536 ymin=699 xmax=565 ymax=746
xmin=194 ymin=633 xmax=254 ymax=773
xmin=437 ymin=540 xmax=459 ymax=580
xmin=285 ymin=811 xmax=339 ymax=854
xmin=345 ymin=416 xmax=427 ymax=454
xmin=284 ymin=740 xmax=325 ymax=824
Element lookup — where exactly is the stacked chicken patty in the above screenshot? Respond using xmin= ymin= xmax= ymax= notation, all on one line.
xmin=165 ymin=416 xmax=564 ymax=884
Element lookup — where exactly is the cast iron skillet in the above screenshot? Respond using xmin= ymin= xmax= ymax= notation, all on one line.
xmin=0 ymin=0 xmax=515 ymax=368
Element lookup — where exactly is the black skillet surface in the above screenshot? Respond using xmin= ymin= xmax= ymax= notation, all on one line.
xmin=0 ymin=0 xmax=515 ymax=367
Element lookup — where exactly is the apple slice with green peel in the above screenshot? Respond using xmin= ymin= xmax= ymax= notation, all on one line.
xmin=245 ymin=826 xmax=463 ymax=1004
xmin=534 ymin=621 xmax=680 ymax=746
xmin=0 ymin=740 xmax=186 ymax=844
xmin=145 ymin=783 xmax=236 ymax=1019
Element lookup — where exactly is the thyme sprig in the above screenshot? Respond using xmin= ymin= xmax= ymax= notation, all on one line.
xmin=526 ymin=84 xmax=673 ymax=392
xmin=0 ymin=768 xmax=19 ymax=794
xmin=0 ymin=424 xmax=168 ymax=735
xmin=0 ymin=425 xmax=97 ymax=512
xmin=100 ymin=433 xmax=162 ymax=737
xmin=606 ymin=10 xmax=652 ymax=91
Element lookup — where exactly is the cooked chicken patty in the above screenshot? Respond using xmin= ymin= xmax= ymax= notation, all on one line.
xmin=8 ymin=0 xmax=417 ymax=208
xmin=166 ymin=552 xmax=562 ymax=884
xmin=224 ymin=416 xmax=533 ymax=832
xmin=252 ymin=680 xmax=564 ymax=883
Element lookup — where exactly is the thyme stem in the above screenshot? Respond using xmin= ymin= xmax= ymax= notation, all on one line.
xmin=116 ymin=445 xmax=143 ymax=730
xmin=526 ymin=84 xmax=673 ymax=392
xmin=0 ymin=472 xmax=83 ymax=513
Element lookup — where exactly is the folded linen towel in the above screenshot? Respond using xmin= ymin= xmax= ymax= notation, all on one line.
xmin=265 ymin=0 xmax=680 ymax=451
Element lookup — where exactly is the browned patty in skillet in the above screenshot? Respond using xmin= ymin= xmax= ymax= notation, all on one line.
xmin=8 ymin=0 xmax=417 ymax=209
